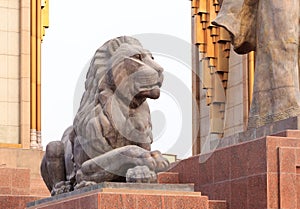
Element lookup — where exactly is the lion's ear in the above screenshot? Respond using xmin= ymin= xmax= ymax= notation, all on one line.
xmin=124 ymin=57 xmax=143 ymax=74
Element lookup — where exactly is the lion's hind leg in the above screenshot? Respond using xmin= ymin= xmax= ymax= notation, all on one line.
xmin=41 ymin=141 xmax=72 ymax=195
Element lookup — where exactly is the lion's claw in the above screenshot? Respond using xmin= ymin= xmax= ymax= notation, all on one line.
xmin=126 ymin=165 xmax=157 ymax=183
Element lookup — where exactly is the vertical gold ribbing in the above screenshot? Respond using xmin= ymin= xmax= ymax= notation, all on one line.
xmin=30 ymin=0 xmax=37 ymax=133
xmin=193 ymin=0 xmax=231 ymax=137
xmin=41 ymin=0 xmax=49 ymax=40
xmin=31 ymin=0 xmax=48 ymax=149
xmin=248 ymin=51 xmax=255 ymax=109
xmin=36 ymin=0 xmax=42 ymax=148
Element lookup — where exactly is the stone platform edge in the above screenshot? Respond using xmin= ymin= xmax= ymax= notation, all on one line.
xmin=211 ymin=115 xmax=300 ymax=149
xmin=27 ymin=182 xmax=194 ymax=207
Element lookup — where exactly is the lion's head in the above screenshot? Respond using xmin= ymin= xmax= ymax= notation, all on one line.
xmin=102 ymin=42 xmax=164 ymax=108
xmin=73 ymin=36 xmax=164 ymax=151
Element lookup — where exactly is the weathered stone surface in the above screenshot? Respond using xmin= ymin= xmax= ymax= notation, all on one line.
xmin=40 ymin=36 xmax=169 ymax=195
xmin=213 ymin=0 xmax=300 ymax=128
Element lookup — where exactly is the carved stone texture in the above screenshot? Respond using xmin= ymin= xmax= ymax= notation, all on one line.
xmin=213 ymin=0 xmax=300 ymax=128
xmin=40 ymin=36 xmax=170 ymax=195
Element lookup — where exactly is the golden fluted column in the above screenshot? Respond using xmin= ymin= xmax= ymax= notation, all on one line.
xmin=248 ymin=51 xmax=255 ymax=109
xmin=30 ymin=0 xmax=49 ymax=149
xmin=36 ymin=0 xmax=42 ymax=149
xmin=30 ymin=0 xmax=38 ymax=149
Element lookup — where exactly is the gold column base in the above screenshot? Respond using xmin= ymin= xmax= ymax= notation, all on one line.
xmin=30 ymin=129 xmax=39 ymax=149
xmin=37 ymin=131 xmax=42 ymax=150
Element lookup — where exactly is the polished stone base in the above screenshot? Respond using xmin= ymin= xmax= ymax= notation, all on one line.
xmin=26 ymin=182 xmax=226 ymax=209
xmin=0 ymin=167 xmax=48 ymax=209
xmin=170 ymin=129 xmax=300 ymax=209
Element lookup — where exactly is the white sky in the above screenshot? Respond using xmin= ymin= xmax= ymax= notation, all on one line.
xmin=41 ymin=1 xmax=192 ymax=158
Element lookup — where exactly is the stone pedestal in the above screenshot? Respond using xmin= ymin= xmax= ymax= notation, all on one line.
xmin=27 ymin=182 xmax=227 ymax=209
xmin=169 ymin=129 xmax=300 ymax=209
xmin=0 ymin=167 xmax=48 ymax=209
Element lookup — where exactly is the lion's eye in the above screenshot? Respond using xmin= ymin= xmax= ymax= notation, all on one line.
xmin=133 ymin=54 xmax=143 ymax=61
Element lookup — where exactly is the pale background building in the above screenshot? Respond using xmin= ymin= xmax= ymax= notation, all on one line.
xmin=190 ymin=0 xmax=255 ymax=154
xmin=0 ymin=0 xmax=48 ymax=149
xmin=0 ymin=0 xmax=50 ymax=201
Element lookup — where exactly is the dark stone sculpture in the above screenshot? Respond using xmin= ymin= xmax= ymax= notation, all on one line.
xmin=213 ymin=0 xmax=300 ymax=128
xmin=41 ymin=36 xmax=170 ymax=196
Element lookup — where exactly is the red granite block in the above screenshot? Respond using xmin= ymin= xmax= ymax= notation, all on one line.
xmin=230 ymin=143 xmax=248 ymax=179
xmin=198 ymin=153 xmax=214 ymax=185
xmin=169 ymin=156 xmax=202 ymax=184
xmin=157 ymin=172 xmax=179 ymax=184
xmin=100 ymin=193 xmax=123 ymax=209
xmin=168 ymin=161 xmax=184 ymax=182
xmin=267 ymin=173 xmax=279 ymax=208
xmin=181 ymin=157 xmax=200 ymax=185
xmin=296 ymin=148 xmax=300 ymax=165
xmin=198 ymin=184 xmax=212 ymax=199
xmin=213 ymin=148 xmax=230 ymax=183
xmin=0 ymin=196 xmax=40 ymax=209
xmin=211 ymin=182 xmax=231 ymax=204
xmin=0 ymin=168 xmax=12 ymax=188
xmin=280 ymin=136 xmax=300 ymax=148
xmin=36 ymin=193 xmax=99 ymax=209
xmin=230 ymin=179 xmax=247 ymax=209
xmin=58 ymin=199 xmax=76 ymax=209
xmin=247 ymin=139 xmax=267 ymax=175
xmin=165 ymin=195 xmax=208 ymax=209
xmin=297 ymin=173 xmax=300 ymax=208
xmin=266 ymin=137 xmax=281 ymax=172
xmin=136 ymin=194 xmax=162 ymax=209
xmin=43 ymin=202 xmax=64 ymax=209
xmin=272 ymin=129 xmax=300 ymax=138
xmin=12 ymin=168 xmax=30 ymax=195
xmin=208 ymin=200 xmax=227 ymax=209
xmin=279 ymin=173 xmax=297 ymax=209
xmin=161 ymin=195 xmax=173 ymax=209
xmin=120 ymin=193 xmax=136 ymax=209
xmin=247 ymin=174 xmax=267 ymax=209
xmin=78 ymin=194 xmax=98 ymax=209
xmin=279 ymin=147 xmax=296 ymax=173
xmin=30 ymin=178 xmax=50 ymax=197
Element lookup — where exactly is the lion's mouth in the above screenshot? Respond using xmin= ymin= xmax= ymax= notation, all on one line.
xmin=136 ymin=82 xmax=161 ymax=99
xmin=138 ymin=88 xmax=160 ymax=99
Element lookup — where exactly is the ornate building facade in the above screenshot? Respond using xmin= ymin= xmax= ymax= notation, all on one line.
xmin=0 ymin=0 xmax=48 ymax=149
xmin=0 ymin=1 xmax=50 ymax=205
xmin=191 ymin=0 xmax=255 ymax=154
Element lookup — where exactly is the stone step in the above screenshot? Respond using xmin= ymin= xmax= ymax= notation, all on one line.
xmin=27 ymin=182 xmax=227 ymax=209
xmin=271 ymin=129 xmax=300 ymax=138
xmin=209 ymin=200 xmax=227 ymax=209
xmin=157 ymin=172 xmax=179 ymax=184
xmin=28 ymin=188 xmax=208 ymax=209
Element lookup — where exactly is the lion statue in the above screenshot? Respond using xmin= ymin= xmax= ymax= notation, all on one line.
xmin=40 ymin=36 xmax=170 ymax=196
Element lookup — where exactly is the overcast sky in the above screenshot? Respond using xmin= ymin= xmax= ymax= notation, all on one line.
xmin=41 ymin=1 xmax=192 ymax=158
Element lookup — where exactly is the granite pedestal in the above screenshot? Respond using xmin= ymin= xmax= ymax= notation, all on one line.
xmin=169 ymin=129 xmax=300 ymax=209
xmin=26 ymin=182 xmax=226 ymax=209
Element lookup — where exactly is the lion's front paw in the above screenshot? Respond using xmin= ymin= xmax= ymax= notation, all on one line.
xmin=74 ymin=180 xmax=97 ymax=190
xmin=135 ymin=151 xmax=157 ymax=170
xmin=151 ymin=150 xmax=170 ymax=172
xmin=51 ymin=181 xmax=72 ymax=196
xmin=126 ymin=165 xmax=157 ymax=183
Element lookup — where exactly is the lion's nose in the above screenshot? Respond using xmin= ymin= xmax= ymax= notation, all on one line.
xmin=156 ymin=67 xmax=163 ymax=77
